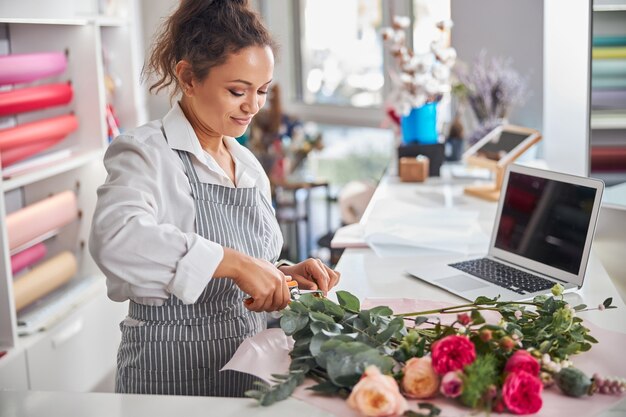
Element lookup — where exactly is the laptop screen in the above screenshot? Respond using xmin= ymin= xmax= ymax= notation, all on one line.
xmin=494 ymin=171 xmax=598 ymax=274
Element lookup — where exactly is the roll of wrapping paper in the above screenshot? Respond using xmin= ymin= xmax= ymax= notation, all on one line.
xmin=0 ymin=114 xmax=77 ymax=151
xmin=11 ymin=243 xmax=47 ymax=275
xmin=13 ymin=251 xmax=77 ymax=311
xmin=592 ymin=77 xmax=626 ymax=89
xmin=0 ymin=52 xmax=67 ymax=86
xmin=1 ymin=136 xmax=65 ymax=167
xmin=591 ymin=89 xmax=626 ymax=109
xmin=593 ymin=36 xmax=626 ymax=47
xmin=593 ymin=47 xmax=626 ymax=59
xmin=592 ymin=59 xmax=626 ymax=77
xmin=6 ymin=190 xmax=78 ymax=251
xmin=0 ymin=83 xmax=73 ymax=117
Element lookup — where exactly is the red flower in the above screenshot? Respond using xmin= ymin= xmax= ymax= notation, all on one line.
xmin=431 ymin=335 xmax=476 ymax=374
xmin=505 ymin=350 xmax=540 ymax=376
xmin=457 ymin=313 xmax=471 ymax=325
xmin=502 ymin=371 xmax=543 ymax=415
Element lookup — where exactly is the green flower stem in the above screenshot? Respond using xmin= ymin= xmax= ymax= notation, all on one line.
xmin=395 ymin=301 xmax=541 ymax=318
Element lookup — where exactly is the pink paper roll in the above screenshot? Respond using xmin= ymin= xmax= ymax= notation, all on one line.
xmin=1 ymin=136 xmax=65 ymax=167
xmin=0 ymin=114 xmax=78 ymax=151
xmin=6 ymin=190 xmax=78 ymax=251
xmin=11 ymin=243 xmax=47 ymax=275
xmin=0 ymin=83 xmax=73 ymax=116
xmin=0 ymin=52 xmax=67 ymax=86
xmin=13 ymin=251 xmax=77 ymax=311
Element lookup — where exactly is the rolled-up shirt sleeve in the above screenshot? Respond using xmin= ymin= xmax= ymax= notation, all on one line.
xmin=89 ymin=135 xmax=222 ymax=305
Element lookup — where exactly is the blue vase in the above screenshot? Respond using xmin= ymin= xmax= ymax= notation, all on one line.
xmin=400 ymin=102 xmax=438 ymax=144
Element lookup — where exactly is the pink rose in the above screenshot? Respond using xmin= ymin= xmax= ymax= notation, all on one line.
xmin=431 ymin=335 xmax=476 ymax=374
xmin=440 ymin=371 xmax=464 ymax=398
xmin=505 ymin=350 xmax=540 ymax=376
xmin=502 ymin=371 xmax=543 ymax=415
xmin=347 ymin=365 xmax=409 ymax=417
xmin=401 ymin=357 xmax=440 ymax=399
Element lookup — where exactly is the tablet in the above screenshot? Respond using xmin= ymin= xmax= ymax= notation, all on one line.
xmin=462 ymin=124 xmax=541 ymax=170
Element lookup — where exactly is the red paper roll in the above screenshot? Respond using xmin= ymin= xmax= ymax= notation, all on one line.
xmin=11 ymin=243 xmax=47 ymax=275
xmin=0 ymin=52 xmax=67 ymax=86
xmin=6 ymin=190 xmax=78 ymax=251
xmin=1 ymin=136 xmax=65 ymax=167
xmin=0 ymin=114 xmax=78 ymax=151
xmin=0 ymin=83 xmax=73 ymax=116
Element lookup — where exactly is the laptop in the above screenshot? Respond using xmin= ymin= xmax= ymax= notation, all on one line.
xmin=406 ymin=164 xmax=605 ymax=301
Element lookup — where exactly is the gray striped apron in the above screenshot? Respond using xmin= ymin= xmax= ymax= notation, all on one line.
xmin=115 ymin=149 xmax=283 ymax=397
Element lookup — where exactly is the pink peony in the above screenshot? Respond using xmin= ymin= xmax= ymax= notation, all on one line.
xmin=431 ymin=335 xmax=476 ymax=374
xmin=440 ymin=371 xmax=464 ymax=398
xmin=401 ymin=357 xmax=440 ymax=399
xmin=347 ymin=365 xmax=409 ymax=417
xmin=502 ymin=371 xmax=543 ymax=415
xmin=505 ymin=350 xmax=540 ymax=376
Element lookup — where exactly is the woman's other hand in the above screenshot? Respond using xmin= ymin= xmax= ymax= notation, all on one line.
xmin=278 ymin=258 xmax=340 ymax=295
xmin=218 ymin=248 xmax=291 ymax=312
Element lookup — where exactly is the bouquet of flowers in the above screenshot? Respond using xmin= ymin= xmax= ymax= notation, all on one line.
xmin=381 ymin=16 xmax=457 ymax=117
xmin=246 ymin=285 xmax=625 ymax=416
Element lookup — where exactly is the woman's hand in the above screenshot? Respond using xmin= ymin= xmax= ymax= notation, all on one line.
xmin=278 ymin=258 xmax=340 ymax=295
xmin=217 ymin=248 xmax=291 ymax=312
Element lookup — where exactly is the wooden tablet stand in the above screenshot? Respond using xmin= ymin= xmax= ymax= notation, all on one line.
xmin=463 ymin=125 xmax=542 ymax=202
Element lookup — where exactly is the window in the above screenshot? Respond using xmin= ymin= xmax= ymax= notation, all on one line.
xmin=296 ymin=0 xmax=384 ymax=108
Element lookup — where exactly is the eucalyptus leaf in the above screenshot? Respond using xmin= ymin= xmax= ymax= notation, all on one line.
xmin=288 ymin=302 xmax=310 ymax=314
xmin=414 ymin=316 xmax=429 ymax=326
xmin=308 ymin=380 xmax=341 ymax=395
xmin=336 ymin=291 xmax=360 ymax=312
xmin=603 ymin=298 xmax=613 ymax=308
xmin=318 ymin=298 xmax=346 ymax=319
xmin=573 ymin=304 xmax=588 ymax=311
xmin=309 ymin=311 xmax=336 ymax=325
xmin=310 ymin=332 xmax=331 ymax=357
xmin=320 ymin=341 xmax=395 ymax=387
xmin=280 ymin=311 xmax=309 ymax=336
xmin=368 ymin=305 xmax=394 ymax=317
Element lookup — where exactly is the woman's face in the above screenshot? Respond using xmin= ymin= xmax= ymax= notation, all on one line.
xmin=187 ymin=45 xmax=274 ymax=139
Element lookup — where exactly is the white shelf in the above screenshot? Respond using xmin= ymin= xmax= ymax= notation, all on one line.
xmin=591 ymin=111 xmax=626 ymax=129
xmin=593 ymin=0 xmax=626 ymax=11
xmin=0 ymin=18 xmax=89 ymax=25
xmin=2 ymin=149 xmax=103 ymax=192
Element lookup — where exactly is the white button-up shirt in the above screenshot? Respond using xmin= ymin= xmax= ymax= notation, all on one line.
xmin=89 ymin=102 xmax=272 ymax=306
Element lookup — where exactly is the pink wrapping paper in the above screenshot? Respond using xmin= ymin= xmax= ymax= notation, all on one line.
xmin=10 ymin=242 xmax=47 ymax=275
xmin=0 ymin=52 xmax=67 ymax=86
xmin=225 ymin=298 xmax=626 ymax=417
xmin=6 ymin=190 xmax=78 ymax=251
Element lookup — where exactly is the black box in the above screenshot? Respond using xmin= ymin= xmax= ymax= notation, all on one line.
xmin=397 ymin=143 xmax=445 ymax=177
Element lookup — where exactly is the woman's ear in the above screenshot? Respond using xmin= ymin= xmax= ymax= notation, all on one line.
xmin=175 ymin=60 xmax=194 ymax=96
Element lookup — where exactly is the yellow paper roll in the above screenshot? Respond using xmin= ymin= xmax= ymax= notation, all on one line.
xmin=6 ymin=190 xmax=78 ymax=251
xmin=13 ymin=251 xmax=77 ymax=311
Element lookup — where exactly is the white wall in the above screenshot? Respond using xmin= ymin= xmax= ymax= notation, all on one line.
xmin=450 ymin=0 xmax=544 ymax=132
xmin=139 ymin=0 xmax=178 ymax=120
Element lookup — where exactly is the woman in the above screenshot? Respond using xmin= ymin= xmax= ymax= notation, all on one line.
xmin=89 ymin=0 xmax=340 ymax=397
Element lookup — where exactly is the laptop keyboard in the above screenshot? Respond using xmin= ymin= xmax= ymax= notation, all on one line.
xmin=448 ymin=258 xmax=555 ymax=295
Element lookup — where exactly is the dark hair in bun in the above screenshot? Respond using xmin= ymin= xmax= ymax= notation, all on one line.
xmin=144 ymin=0 xmax=277 ymax=97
